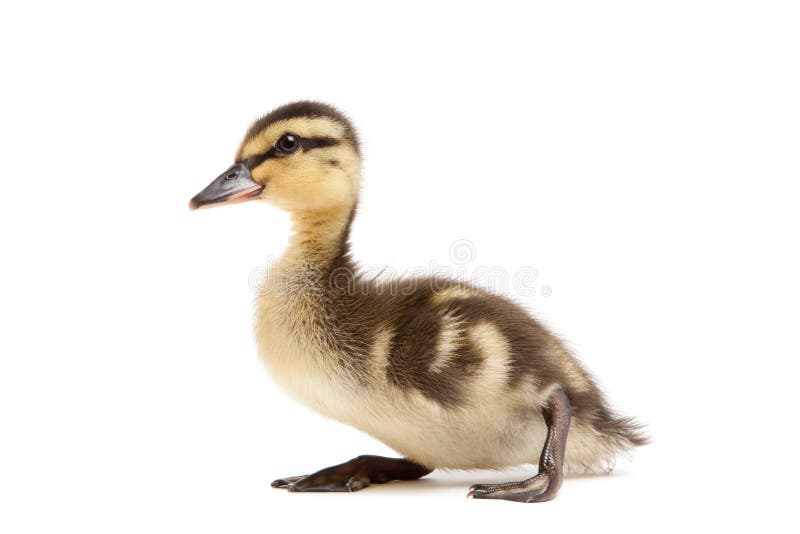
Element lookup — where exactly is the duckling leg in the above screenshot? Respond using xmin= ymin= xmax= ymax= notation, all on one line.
xmin=271 ymin=455 xmax=431 ymax=493
xmin=468 ymin=386 xmax=571 ymax=503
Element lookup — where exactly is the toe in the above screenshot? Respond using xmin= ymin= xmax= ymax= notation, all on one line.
xmin=468 ymin=485 xmax=505 ymax=498
xmin=469 ymin=488 xmax=503 ymax=500
xmin=289 ymin=475 xmax=365 ymax=492
xmin=467 ymin=480 xmax=526 ymax=496
xmin=271 ymin=475 xmax=306 ymax=489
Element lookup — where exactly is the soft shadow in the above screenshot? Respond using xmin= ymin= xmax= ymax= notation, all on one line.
xmin=360 ymin=465 xmax=630 ymax=494
xmin=266 ymin=466 xmax=631 ymax=496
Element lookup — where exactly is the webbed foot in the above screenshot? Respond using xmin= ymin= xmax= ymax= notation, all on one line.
xmin=271 ymin=455 xmax=431 ymax=493
xmin=468 ymin=472 xmax=558 ymax=502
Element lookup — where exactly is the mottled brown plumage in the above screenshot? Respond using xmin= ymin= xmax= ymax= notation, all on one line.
xmin=190 ymin=101 xmax=647 ymax=502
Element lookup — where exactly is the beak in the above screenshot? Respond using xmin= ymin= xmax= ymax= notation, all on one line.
xmin=189 ymin=164 xmax=264 ymax=210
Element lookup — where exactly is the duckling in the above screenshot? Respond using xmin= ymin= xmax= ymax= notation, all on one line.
xmin=189 ymin=101 xmax=647 ymax=503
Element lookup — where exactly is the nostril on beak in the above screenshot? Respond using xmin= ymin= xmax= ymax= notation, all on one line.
xmin=225 ymin=171 xmax=237 ymax=180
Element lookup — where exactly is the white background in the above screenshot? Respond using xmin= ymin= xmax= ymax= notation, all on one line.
xmin=1 ymin=1 xmax=798 ymax=532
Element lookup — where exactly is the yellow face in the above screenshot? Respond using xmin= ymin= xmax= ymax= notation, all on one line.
xmin=235 ymin=116 xmax=361 ymax=212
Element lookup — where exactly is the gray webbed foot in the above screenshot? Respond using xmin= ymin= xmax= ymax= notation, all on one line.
xmin=468 ymin=472 xmax=558 ymax=503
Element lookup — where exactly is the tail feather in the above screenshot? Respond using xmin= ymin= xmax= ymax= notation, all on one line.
xmin=594 ymin=413 xmax=650 ymax=449
xmin=564 ymin=408 xmax=649 ymax=474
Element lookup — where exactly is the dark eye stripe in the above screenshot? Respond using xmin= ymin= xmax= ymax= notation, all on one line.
xmin=239 ymin=136 xmax=341 ymax=169
xmin=301 ymin=136 xmax=340 ymax=150
xmin=242 ymin=147 xmax=277 ymax=169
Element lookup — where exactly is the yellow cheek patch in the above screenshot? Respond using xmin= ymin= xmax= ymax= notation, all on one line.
xmin=249 ymin=159 xmax=277 ymax=181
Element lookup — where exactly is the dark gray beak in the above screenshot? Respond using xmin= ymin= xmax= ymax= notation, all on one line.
xmin=189 ymin=164 xmax=264 ymax=210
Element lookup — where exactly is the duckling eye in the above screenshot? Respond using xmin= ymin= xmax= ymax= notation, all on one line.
xmin=276 ymin=134 xmax=300 ymax=154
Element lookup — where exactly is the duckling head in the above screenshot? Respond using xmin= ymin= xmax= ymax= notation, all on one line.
xmin=190 ymin=101 xmax=361 ymax=213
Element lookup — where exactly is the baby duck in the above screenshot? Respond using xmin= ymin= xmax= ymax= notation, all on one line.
xmin=190 ymin=101 xmax=646 ymax=503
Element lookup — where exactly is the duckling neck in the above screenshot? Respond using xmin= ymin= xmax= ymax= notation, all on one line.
xmin=282 ymin=205 xmax=356 ymax=271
